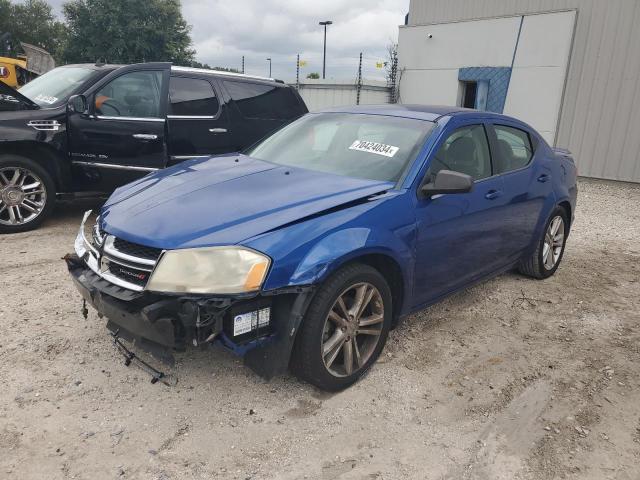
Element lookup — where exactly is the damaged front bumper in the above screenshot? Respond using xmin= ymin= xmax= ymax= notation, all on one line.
xmin=65 ymin=213 xmax=314 ymax=379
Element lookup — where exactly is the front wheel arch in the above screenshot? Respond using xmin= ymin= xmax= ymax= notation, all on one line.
xmin=323 ymin=253 xmax=405 ymax=327
xmin=2 ymin=142 xmax=71 ymax=193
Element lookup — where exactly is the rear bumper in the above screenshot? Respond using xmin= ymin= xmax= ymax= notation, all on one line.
xmin=65 ymin=253 xmax=314 ymax=378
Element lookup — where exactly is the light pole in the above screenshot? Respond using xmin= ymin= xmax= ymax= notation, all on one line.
xmin=319 ymin=20 xmax=332 ymax=79
xmin=266 ymin=58 xmax=272 ymax=77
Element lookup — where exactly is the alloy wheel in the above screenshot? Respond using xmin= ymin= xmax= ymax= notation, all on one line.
xmin=321 ymin=282 xmax=385 ymax=377
xmin=542 ymin=216 xmax=565 ymax=270
xmin=0 ymin=167 xmax=47 ymax=226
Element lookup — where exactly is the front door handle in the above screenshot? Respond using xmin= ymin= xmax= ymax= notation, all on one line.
xmin=132 ymin=133 xmax=158 ymax=140
xmin=209 ymin=128 xmax=228 ymax=134
xmin=485 ymin=190 xmax=503 ymax=200
xmin=537 ymin=174 xmax=551 ymax=183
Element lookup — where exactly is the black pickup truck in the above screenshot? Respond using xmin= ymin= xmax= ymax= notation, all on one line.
xmin=0 ymin=62 xmax=308 ymax=233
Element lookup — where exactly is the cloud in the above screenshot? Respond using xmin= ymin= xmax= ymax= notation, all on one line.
xmin=48 ymin=0 xmax=409 ymax=81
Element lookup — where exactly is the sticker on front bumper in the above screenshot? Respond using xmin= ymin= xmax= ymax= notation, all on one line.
xmin=234 ymin=312 xmax=257 ymax=336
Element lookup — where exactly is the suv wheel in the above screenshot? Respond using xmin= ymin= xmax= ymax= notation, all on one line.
xmin=291 ymin=263 xmax=393 ymax=391
xmin=0 ymin=154 xmax=56 ymax=233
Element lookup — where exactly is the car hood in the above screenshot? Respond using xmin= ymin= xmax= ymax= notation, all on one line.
xmin=0 ymin=81 xmax=39 ymax=109
xmin=100 ymin=154 xmax=393 ymax=249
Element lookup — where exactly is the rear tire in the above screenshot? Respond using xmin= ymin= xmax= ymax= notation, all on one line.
xmin=0 ymin=154 xmax=55 ymax=234
xmin=519 ymin=206 xmax=569 ymax=279
xmin=291 ymin=263 xmax=393 ymax=391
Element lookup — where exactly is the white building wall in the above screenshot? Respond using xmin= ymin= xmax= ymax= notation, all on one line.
xmin=504 ymin=10 xmax=576 ymax=143
xmin=397 ymin=10 xmax=575 ymax=145
xmin=398 ymin=16 xmax=520 ymax=107
xmin=405 ymin=0 xmax=640 ymax=183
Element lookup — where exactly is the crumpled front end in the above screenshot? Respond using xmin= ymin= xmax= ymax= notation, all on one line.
xmin=66 ymin=211 xmax=314 ymax=378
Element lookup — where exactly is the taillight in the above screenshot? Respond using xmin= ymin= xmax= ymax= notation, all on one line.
xmin=0 ymin=66 xmax=8 ymax=78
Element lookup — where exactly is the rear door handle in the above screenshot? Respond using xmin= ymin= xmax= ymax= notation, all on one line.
xmin=485 ymin=190 xmax=503 ymax=200
xmin=537 ymin=174 xmax=551 ymax=183
xmin=209 ymin=128 xmax=228 ymax=134
xmin=132 ymin=134 xmax=158 ymax=140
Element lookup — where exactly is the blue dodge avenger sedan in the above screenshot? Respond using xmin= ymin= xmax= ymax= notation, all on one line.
xmin=67 ymin=105 xmax=577 ymax=391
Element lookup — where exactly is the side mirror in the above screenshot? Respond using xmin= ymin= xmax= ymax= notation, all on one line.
xmin=68 ymin=94 xmax=87 ymax=114
xmin=420 ymin=169 xmax=474 ymax=198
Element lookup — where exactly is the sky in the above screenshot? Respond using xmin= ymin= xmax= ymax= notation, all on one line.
xmin=46 ymin=0 xmax=410 ymax=82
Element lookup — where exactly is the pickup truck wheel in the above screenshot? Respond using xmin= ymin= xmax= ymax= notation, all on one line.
xmin=291 ymin=263 xmax=392 ymax=391
xmin=0 ymin=154 xmax=55 ymax=234
xmin=519 ymin=206 xmax=569 ymax=279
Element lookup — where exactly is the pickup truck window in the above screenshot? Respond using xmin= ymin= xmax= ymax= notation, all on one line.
xmin=223 ymin=80 xmax=301 ymax=120
xmin=169 ymin=77 xmax=219 ymax=117
xmin=95 ymin=70 xmax=163 ymax=119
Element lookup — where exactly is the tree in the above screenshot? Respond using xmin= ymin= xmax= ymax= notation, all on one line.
xmin=306 ymin=72 xmax=320 ymax=79
xmin=188 ymin=60 xmax=240 ymax=73
xmin=0 ymin=0 xmax=66 ymax=60
xmin=62 ymin=0 xmax=195 ymax=65
xmin=384 ymin=42 xmax=398 ymax=85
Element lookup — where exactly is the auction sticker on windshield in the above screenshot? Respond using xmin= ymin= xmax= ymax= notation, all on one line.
xmin=34 ymin=94 xmax=58 ymax=105
xmin=349 ymin=140 xmax=399 ymax=158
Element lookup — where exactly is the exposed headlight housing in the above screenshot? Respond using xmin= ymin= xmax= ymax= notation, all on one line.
xmin=146 ymin=246 xmax=271 ymax=295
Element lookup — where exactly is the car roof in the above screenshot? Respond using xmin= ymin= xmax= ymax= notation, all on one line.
xmin=317 ymin=104 xmax=515 ymax=122
xmin=61 ymin=63 xmax=122 ymax=72
xmin=58 ymin=63 xmax=280 ymax=84
xmin=171 ymin=66 xmax=278 ymax=84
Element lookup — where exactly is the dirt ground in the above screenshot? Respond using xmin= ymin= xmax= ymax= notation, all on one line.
xmin=0 ymin=178 xmax=639 ymax=480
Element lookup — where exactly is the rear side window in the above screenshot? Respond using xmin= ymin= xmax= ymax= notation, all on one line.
xmin=494 ymin=125 xmax=534 ymax=173
xmin=169 ymin=77 xmax=219 ymax=116
xmin=223 ymin=80 xmax=301 ymax=120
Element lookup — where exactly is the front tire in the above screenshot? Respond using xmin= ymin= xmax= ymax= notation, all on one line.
xmin=519 ymin=206 xmax=569 ymax=279
xmin=291 ymin=263 xmax=393 ymax=391
xmin=0 ymin=154 xmax=55 ymax=234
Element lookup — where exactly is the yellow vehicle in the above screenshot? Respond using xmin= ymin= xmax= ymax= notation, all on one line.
xmin=1 ymin=43 xmax=54 ymax=88
xmin=0 ymin=56 xmax=34 ymax=88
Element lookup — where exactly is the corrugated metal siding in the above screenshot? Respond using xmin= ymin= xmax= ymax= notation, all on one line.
xmin=407 ymin=0 xmax=640 ymax=182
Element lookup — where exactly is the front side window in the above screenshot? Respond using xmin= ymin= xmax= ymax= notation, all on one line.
xmin=95 ymin=70 xmax=163 ymax=118
xmin=169 ymin=77 xmax=218 ymax=116
xmin=429 ymin=124 xmax=491 ymax=181
xmin=19 ymin=66 xmax=96 ymax=107
xmin=494 ymin=125 xmax=534 ymax=173
xmin=223 ymin=80 xmax=301 ymax=119
xmin=246 ymin=113 xmax=433 ymax=182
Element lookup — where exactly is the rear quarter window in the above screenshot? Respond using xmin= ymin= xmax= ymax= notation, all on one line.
xmin=494 ymin=125 xmax=534 ymax=174
xmin=223 ymin=80 xmax=302 ymax=120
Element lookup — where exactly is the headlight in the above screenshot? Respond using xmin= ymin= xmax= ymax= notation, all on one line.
xmin=146 ymin=246 xmax=271 ymax=294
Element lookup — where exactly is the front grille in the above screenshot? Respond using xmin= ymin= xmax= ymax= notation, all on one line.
xmin=92 ymin=224 xmax=105 ymax=248
xmin=113 ymin=237 xmax=162 ymax=261
xmin=107 ymin=261 xmax=150 ymax=287
xmin=80 ymin=213 xmax=161 ymax=292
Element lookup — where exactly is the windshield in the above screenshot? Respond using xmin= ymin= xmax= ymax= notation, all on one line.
xmin=19 ymin=66 xmax=96 ymax=107
xmin=246 ymin=113 xmax=434 ymax=182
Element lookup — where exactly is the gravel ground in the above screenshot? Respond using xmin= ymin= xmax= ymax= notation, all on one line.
xmin=0 ymin=178 xmax=639 ymax=480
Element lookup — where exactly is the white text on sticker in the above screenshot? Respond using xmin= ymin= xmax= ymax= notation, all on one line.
xmin=349 ymin=140 xmax=399 ymax=158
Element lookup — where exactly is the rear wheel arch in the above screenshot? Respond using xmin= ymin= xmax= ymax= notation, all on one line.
xmin=558 ymin=200 xmax=572 ymax=228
